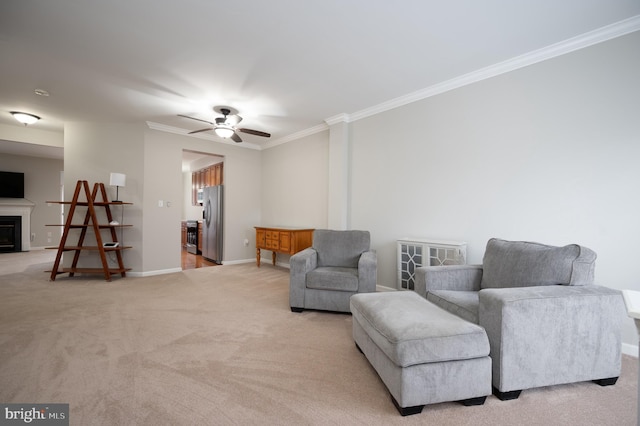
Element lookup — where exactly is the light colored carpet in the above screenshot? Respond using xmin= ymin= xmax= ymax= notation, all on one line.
xmin=0 ymin=250 xmax=637 ymax=425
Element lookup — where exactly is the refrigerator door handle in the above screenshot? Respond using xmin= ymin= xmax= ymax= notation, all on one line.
xmin=205 ymin=199 xmax=212 ymax=227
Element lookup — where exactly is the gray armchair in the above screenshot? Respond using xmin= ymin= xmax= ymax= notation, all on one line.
xmin=415 ymin=238 xmax=625 ymax=400
xmin=290 ymin=229 xmax=377 ymax=313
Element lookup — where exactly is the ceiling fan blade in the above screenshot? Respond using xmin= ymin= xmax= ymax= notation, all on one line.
xmin=230 ymin=132 xmax=243 ymax=143
xmin=238 ymin=128 xmax=271 ymax=138
xmin=188 ymin=127 xmax=214 ymax=135
xmin=178 ymin=114 xmax=215 ymax=125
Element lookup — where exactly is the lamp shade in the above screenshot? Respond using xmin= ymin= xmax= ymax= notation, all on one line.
xmin=109 ymin=173 xmax=126 ymax=187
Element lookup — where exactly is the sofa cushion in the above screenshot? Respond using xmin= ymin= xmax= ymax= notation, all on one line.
xmin=350 ymin=291 xmax=489 ymax=368
xmin=306 ymin=267 xmax=358 ymax=292
xmin=313 ymin=229 xmax=370 ymax=268
xmin=480 ymin=238 xmax=596 ymax=289
xmin=427 ymin=290 xmax=480 ymax=324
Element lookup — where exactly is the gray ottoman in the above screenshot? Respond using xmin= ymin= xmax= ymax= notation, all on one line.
xmin=350 ymin=291 xmax=491 ymax=416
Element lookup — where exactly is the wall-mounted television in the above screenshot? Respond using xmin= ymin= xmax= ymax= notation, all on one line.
xmin=0 ymin=171 xmax=25 ymax=198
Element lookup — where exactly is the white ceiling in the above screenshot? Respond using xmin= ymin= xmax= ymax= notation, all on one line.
xmin=1 ymin=1 xmax=639 ymax=154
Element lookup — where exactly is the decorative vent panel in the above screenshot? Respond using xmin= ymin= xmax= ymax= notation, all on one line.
xmin=397 ymin=238 xmax=467 ymax=290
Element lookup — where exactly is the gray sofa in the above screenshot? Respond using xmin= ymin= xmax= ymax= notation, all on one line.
xmin=290 ymin=229 xmax=377 ymax=313
xmin=415 ymin=238 xmax=625 ymax=400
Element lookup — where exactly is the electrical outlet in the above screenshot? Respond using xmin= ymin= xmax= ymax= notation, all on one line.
xmin=243 ymin=238 xmax=249 ymax=246
xmin=158 ymin=200 xmax=163 ymax=207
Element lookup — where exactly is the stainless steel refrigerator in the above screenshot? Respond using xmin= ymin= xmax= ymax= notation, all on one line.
xmin=201 ymin=185 xmax=223 ymax=264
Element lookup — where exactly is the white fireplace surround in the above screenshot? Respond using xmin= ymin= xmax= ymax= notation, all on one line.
xmin=0 ymin=198 xmax=35 ymax=251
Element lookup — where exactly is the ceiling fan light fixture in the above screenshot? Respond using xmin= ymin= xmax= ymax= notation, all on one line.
xmin=214 ymin=126 xmax=234 ymax=139
xmin=10 ymin=111 xmax=40 ymax=125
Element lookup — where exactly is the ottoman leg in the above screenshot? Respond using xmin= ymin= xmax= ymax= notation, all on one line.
xmin=391 ymin=394 xmax=424 ymax=416
xmin=460 ymin=396 xmax=487 ymax=406
xmin=593 ymin=377 xmax=618 ymax=386
xmin=493 ymin=387 xmax=522 ymax=401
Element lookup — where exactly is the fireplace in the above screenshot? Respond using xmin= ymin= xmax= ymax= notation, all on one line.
xmin=0 ymin=198 xmax=35 ymax=251
xmin=0 ymin=216 xmax=21 ymax=252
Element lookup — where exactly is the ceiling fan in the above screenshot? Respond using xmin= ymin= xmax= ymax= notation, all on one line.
xmin=178 ymin=106 xmax=271 ymax=143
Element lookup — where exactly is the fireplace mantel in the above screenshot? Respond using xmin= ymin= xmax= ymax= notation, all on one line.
xmin=0 ymin=198 xmax=35 ymax=251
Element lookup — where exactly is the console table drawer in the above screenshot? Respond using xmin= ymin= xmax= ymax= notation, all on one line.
xmin=265 ymin=230 xmax=279 ymax=240
xmin=255 ymin=226 xmax=314 ymax=267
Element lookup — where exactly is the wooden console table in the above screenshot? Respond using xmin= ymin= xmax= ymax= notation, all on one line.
xmin=255 ymin=226 xmax=314 ymax=267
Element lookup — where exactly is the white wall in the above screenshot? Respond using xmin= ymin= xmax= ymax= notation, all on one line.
xmin=259 ymin=130 xmax=329 ymax=265
xmin=261 ymin=130 xmax=329 ymax=228
xmin=64 ymin=122 xmax=145 ymax=272
xmin=0 ymin=123 xmax=63 ymax=148
xmin=142 ymin=131 xmax=183 ymax=274
xmin=347 ymin=31 xmax=640 ymax=344
xmin=144 ymin=130 xmax=263 ymax=266
xmin=0 ymin=153 xmax=63 ymax=248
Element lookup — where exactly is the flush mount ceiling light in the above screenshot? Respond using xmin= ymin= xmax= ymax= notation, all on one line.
xmin=10 ymin=111 xmax=40 ymax=125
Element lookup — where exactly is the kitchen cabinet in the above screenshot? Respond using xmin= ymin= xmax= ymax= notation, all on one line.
xmin=192 ymin=162 xmax=224 ymax=205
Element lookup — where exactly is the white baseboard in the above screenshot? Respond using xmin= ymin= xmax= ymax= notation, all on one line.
xmin=376 ymin=285 xmax=397 ymax=292
xmin=250 ymin=258 xmax=290 ymax=268
xmin=221 ymin=258 xmax=255 ymax=266
xmin=623 ymin=342 xmax=638 ymax=358
xmin=129 ymin=268 xmax=182 ymax=277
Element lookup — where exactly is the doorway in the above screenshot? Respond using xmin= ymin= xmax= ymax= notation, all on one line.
xmin=181 ymin=150 xmax=224 ymax=270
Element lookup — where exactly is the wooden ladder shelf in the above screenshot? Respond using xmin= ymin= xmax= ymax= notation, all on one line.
xmin=47 ymin=180 xmax=132 ymax=282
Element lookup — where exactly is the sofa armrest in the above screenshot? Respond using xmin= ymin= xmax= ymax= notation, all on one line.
xmin=358 ymin=250 xmax=377 ymax=292
xmin=289 ymin=248 xmax=317 ymax=308
xmin=478 ymin=284 xmax=625 ymax=392
xmin=414 ymin=265 xmax=483 ymax=297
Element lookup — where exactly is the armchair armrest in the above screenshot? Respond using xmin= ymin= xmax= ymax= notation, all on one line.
xmin=289 ymin=248 xmax=317 ymax=308
xmin=357 ymin=250 xmax=377 ymax=292
xmin=414 ymin=265 xmax=483 ymax=297
xmin=478 ymin=284 xmax=625 ymax=392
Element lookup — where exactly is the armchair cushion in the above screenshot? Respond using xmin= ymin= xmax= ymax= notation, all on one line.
xmin=426 ymin=290 xmax=479 ymax=324
xmin=307 ymin=267 xmax=359 ymax=292
xmin=313 ymin=229 xmax=370 ymax=268
xmin=480 ymin=238 xmax=596 ymax=289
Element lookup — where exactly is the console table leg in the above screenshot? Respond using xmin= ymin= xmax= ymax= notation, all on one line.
xmin=256 ymin=248 xmax=261 ymax=267
xmin=272 ymin=251 xmax=277 ymax=266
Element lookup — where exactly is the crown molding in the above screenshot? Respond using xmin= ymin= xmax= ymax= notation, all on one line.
xmin=349 ymin=15 xmax=640 ymax=123
xmin=324 ymin=113 xmax=351 ymax=126
xmin=146 ymin=121 xmax=261 ymax=150
xmin=150 ymin=16 xmax=640 ymax=151
xmin=262 ymin=123 xmax=329 ymax=150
